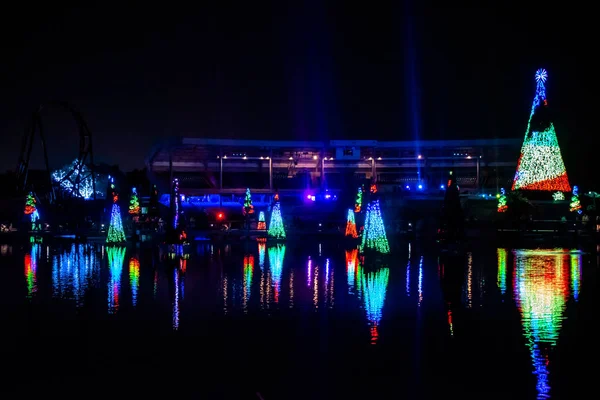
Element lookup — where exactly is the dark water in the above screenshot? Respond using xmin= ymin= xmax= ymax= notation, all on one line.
xmin=0 ymin=239 xmax=596 ymax=399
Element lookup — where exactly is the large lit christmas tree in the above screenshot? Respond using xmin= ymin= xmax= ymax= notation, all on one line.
xmin=345 ymin=208 xmax=358 ymax=238
xmin=361 ymin=200 xmax=390 ymax=254
xmin=268 ymin=202 xmax=286 ymax=239
xmin=512 ymin=69 xmax=571 ymax=192
xmin=129 ymin=187 xmax=140 ymax=215
xmin=107 ymin=184 xmax=127 ymax=244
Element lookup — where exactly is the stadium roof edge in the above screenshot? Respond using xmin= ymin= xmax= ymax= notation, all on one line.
xmin=146 ymin=137 xmax=522 ymax=166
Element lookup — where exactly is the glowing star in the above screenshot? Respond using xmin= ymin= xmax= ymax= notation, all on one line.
xmin=512 ymin=69 xmax=571 ymax=192
xmin=535 ymin=68 xmax=548 ymax=83
xmin=552 ymin=191 xmax=565 ymax=201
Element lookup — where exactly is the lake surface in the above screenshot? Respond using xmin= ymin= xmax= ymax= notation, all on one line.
xmin=0 ymin=239 xmax=596 ymax=399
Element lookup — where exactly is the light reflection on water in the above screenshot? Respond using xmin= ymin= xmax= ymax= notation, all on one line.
xmin=24 ymin=243 xmax=41 ymax=298
xmin=107 ymin=246 xmax=125 ymax=314
xmin=53 ymin=243 xmax=99 ymax=307
xmin=511 ymin=249 xmax=583 ymax=399
xmin=6 ymin=239 xmax=593 ymax=397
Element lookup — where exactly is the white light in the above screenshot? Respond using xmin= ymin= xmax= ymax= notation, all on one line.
xmin=289 ymin=157 xmax=293 ymax=160
xmin=313 ymin=155 xmax=318 ymax=160
xmin=418 ymin=155 xmax=422 ymax=159
xmin=418 ymin=185 xmax=423 ymax=189
xmin=243 ymin=156 xmax=247 ymax=159
xmin=377 ymin=157 xmax=382 ymax=160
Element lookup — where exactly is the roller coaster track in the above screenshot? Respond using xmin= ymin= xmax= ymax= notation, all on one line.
xmin=15 ymin=102 xmax=96 ymax=204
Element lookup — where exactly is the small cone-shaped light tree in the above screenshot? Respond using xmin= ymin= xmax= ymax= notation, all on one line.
xmin=129 ymin=187 xmax=140 ymax=215
xmin=345 ymin=208 xmax=358 ymax=238
xmin=243 ymin=188 xmax=254 ymax=215
xmin=570 ymin=186 xmax=582 ymax=214
xmin=107 ymin=184 xmax=127 ymax=244
xmin=354 ymin=187 xmax=363 ymax=213
xmin=268 ymin=202 xmax=286 ymax=239
xmin=257 ymin=211 xmax=266 ymax=230
xmin=512 ymin=69 xmax=571 ymax=192
xmin=24 ymin=192 xmax=40 ymax=230
xmin=360 ymin=200 xmax=390 ymax=254
xmin=497 ymin=188 xmax=508 ymax=213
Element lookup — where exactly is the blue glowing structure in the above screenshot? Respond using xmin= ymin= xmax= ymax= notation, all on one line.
xmin=107 ymin=246 xmax=126 ymax=314
xmin=268 ymin=244 xmax=286 ymax=303
xmin=360 ymin=267 xmax=390 ymax=344
xmin=52 ymin=243 xmax=98 ymax=307
xmin=173 ymin=178 xmax=181 ymax=229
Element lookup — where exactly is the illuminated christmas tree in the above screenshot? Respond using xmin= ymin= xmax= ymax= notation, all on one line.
xmin=569 ymin=186 xmax=582 ymax=214
xmin=243 ymin=188 xmax=254 ymax=215
xmin=268 ymin=202 xmax=286 ymax=239
xmin=128 ymin=187 xmax=140 ymax=215
xmin=512 ymin=69 xmax=571 ymax=192
xmin=257 ymin=211 xmax=266 ymax=230
xmin=107 ymin=184 xmax=126 ymax=244
xmin=361 ymin=200 xmax=390 ymax=254
xmin=497 ymin=188 xmax=507 ymax=213
xmin=24 ymin=192 xmax=40 ymax=229
xmin=345 ymin=208 xmax=358 ymax=238
xmin=354 ymin=187 xmax=363 ymax=212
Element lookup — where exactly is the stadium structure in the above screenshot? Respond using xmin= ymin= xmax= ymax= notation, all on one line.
xmin=146 ymin=137 xmax=521 ymax=209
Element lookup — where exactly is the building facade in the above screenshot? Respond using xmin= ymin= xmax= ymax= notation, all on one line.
xmin=146 ymin=137 xmax=521 ymax=195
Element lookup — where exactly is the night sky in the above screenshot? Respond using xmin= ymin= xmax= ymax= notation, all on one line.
xmin=1 ymin=3 xmax=590 ymax=184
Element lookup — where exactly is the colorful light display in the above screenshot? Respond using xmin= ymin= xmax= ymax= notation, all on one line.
xmin=360 ymin=200 xmax=390 ymax=254
xmin=107 ymin=246 xmax=125 ymax=314
xmin=107 ymin=203 xmax=126 ymax=243
xmin=345 ymin=248 xmax=359 ymax=294
xmin=258 ymin=239 xmax=266 ymax=269
xmin=24 ymin=243 xmax=40 ymax=298
xmin=243 ymin=254 xmax=254 ymax=311
xmin=173 ymin=266 xmax=184 ymax=330
xmin=243 ymin=188 xmax=254 ymax=215
xmin=268 ymin=244 xmax=286 ymax=303
xmin=360 ymin=267 xmax=390 ymax=344
xmin=512 ymin=69 xmax=571 ymax=192
xmin=552 ymin=191 xmax=565 ymax=201
xmin=354 ymin=186 xmax=362 ymax=213
xmin=257 ymin=211 xmax=266 ymax=230
xmin=345 ymin=208 xmax=358 ymax=238
xmin=569 ymin=185 xmax=582 ymax=213
xmin=52 ymin=244 xmax=98 ymax=307
xmin=24 ymin=192 xmax=36 ymax=215
xmin=172 ymin=178 xmax=180 ymax=229
xmin=497 ymin=248 xmax=507 ymax=295
xmin=268 ymin=202 xmax=286 ymax=239
xmin=128 ymin=187 xmax=140 ymax=215
xmin=497 ymin=188 xmax=507 ymax=213
xmin=129 ymin=257 xmax=140 ymax=307
xmin=24 ymin=192 xmax=40 ymax=230
xmin=52 ymin=159 xmax=102 ymax=199
xmin=512 ymin=249 xmax=581 ymax=399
